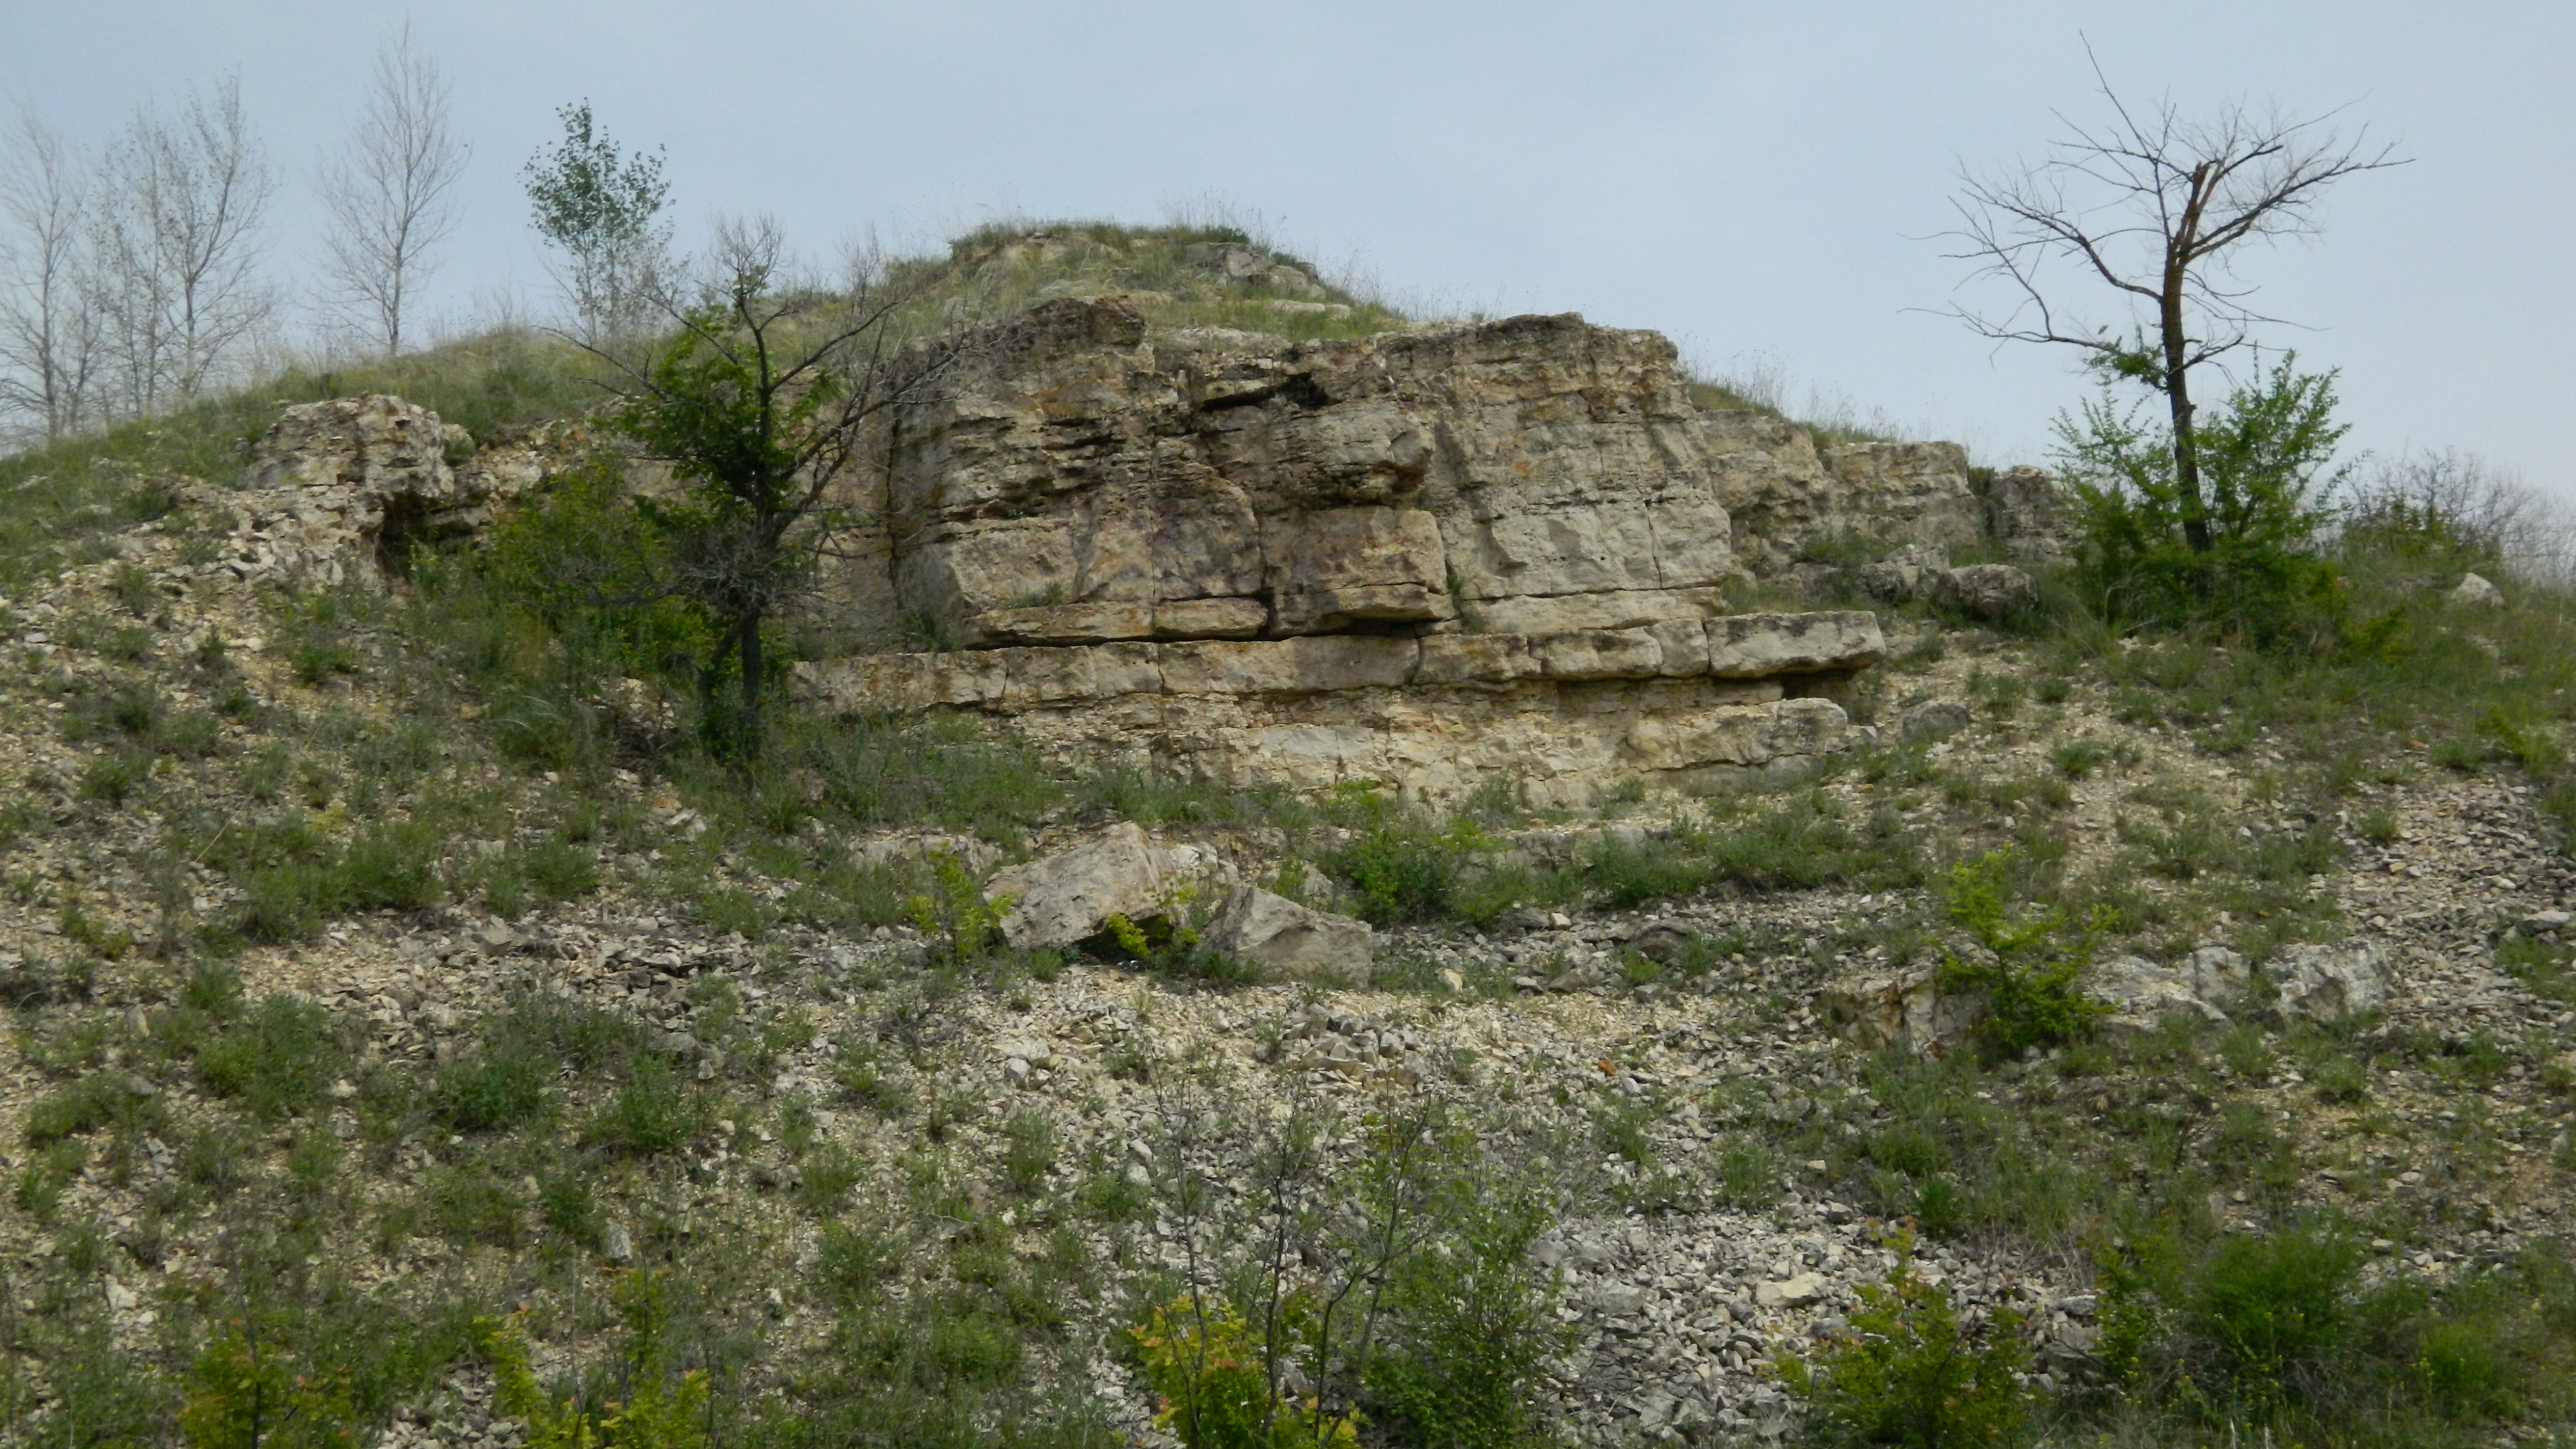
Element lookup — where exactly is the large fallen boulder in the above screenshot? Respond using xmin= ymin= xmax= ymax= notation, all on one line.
xmin=1201 ymin=887 xmax=1373 ymax=982
xmin=986 ymin=823 xmax=1169 ymax=950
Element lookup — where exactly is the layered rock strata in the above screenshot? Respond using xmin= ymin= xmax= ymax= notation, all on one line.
xmin=802 ymin=612 xmax=1883 ymax=807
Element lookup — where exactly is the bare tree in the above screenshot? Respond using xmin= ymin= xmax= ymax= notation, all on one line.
xmin=0 ymin=109 xmax=102 ymax=440
xmin=318 ymin=26 xmax=468 ymax=355
xmin=1945 ymin=52 xmax=2403 ymax=553
xmin=90 ymin=75 xmax=276 ymax=414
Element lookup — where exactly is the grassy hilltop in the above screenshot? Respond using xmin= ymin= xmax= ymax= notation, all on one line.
xmin=0 ymin=223 xmax=2569 ymax=1448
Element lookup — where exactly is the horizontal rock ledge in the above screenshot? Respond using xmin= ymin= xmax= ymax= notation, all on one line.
xmin=799 ymin=612 xmax=1883 ymax=713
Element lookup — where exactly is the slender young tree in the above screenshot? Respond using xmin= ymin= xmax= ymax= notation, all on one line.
xmin=90 ymin=75 xmax=276 ymax=413
xmin=1945 ymin=51 xmax=2403 ymax=554
xmin=522 ymin=102 xmax=669 ymax=343
xmin=0 ymin=109 xmax=102 ymax=440
xmin=537 ymin=219 xmax=971 ymax=758
xmin=318 ymin=26 xmax=468 ymax=355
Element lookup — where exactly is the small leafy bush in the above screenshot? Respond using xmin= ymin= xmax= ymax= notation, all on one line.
xmin=1132 ymin=1295 xmax=1360 ymax=1449
xmin=1777 ymin=1234 xmax=2031 ymax=1449
xmin=193 ymin=994 xmax=351 ymax=1120
xmin=485 ymin=1270 xmax=707 ymax=1449
xmin=1322 ymin=787 xmax=1493 ymax=926
xmin=1934 ymin=850 xmax=2108 ymax=1059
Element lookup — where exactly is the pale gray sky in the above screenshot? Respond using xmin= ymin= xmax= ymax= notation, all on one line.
xmin=12 ymin=1 xmax=2571 ymax=485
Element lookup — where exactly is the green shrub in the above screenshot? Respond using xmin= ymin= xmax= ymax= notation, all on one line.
xmin=1778 ymin=1234 xmax=2032 ymax=1449
xmin=2055 ymin=356 xmax=2353 ymax=650
xmin=584 ymin=1054 xmax=706 ymax=1155
xmin=193 ymin=994 xmax=351 ymax=1119
xmin=1933 ymin=850 xmax=2108 ymax=1059
xmin=2177 ymin=1227 xmax=2363 ymax=1410
xmin=1132 ymin=1295 xmax=1359 ymax=1449
xmin=485 ymin=1269 xmax=707 ymax=1449
xmin=1322 ymin=787 xmax=1493 ymax=926
xmin=431 ymin=1034 xmax=559 ymax=1134
xmin=1357 ymin=1173 xmax=1564 ymax=1449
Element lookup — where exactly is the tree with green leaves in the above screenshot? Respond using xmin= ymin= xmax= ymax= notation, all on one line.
xmin=557 ymin=218 xmax=964 ymax=759
xmin=2053 ymin=352 xmax=2352 ymax=643
xmin=1945 ymin=55 xmax=2400 ymax=559
xmin=521 ymin=101 xmax=668 ymax=342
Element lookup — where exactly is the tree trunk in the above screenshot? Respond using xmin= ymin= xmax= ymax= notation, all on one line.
xmin=734 ymin=608 xmax=764 ymax=761
xmin=2160 ymin=274 xmax=2213 ymax=556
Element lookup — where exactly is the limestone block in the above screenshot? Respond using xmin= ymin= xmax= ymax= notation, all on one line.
xmin=1201 ymin=886 xmax=1373 ymax=982
xmin=1931 ymin=564 xmax=2039 ymax=620
xmin=1413 ymin=633 xmax=1541 ymax=686
xmin=1537 ymin=628 xmax=1664 ymax=681
xmin=1621 ymin=697 xmax=1847 ymax=771
xmin=1706 ymin=612 xmax=1886 ymax=677
xmin=1453 ymin=503 xmax=1664 ymax=601
xmin=2091 ymin=954 xmax=2234 ymax=1031
xmin=1648 ymin=619 xmax=1709 ymax=676
xmin=1470 ymin=587 xmax=1725 ymax=635
xmin=897 ymin=519 xmax=1076 ymax=635
xmin=1822 ymin=962 xmax=1987 ymax=1054
xmin=809 ymin=653 xmax=1006 ymax=710
xmin=987 ymin=823 xmax=1167 ymax=950
xmin=1644 ymin=499 xmax=1736 ymax=588
xmin=1092 ymin=642 xmax=1164 ymax=697
xmin=1265 ymin=507 xmax=1453 ymax=634
xmin=1153 ymin=598 xmax=1268 ymax=639
xmin=967 ymin=602 xmax=1154 ymax=645
xmin=998 ymin=646 xmax=1099 ymax=709
xmin=2452 ymin=572 xmax=2505 ymax=608
xmin=1158 ymin=636 xmax=1419 ymax=696
xmin=1898 ymin=699 xmax=1970 ymax=742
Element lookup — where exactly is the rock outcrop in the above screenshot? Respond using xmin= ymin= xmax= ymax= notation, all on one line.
xmin=807 ymin=300 xmax=1908 ymax=803
xmin=196 ymin=395 xmax=556 ymax=589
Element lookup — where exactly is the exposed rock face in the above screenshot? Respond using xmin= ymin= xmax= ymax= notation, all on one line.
xmin=804 ymin=616 xmax=1880 ymax=807
xmin=1820 ymin=962 xmax=1987 ymax=1054
xmin=801 ymin=301 xmax=1923 ymax=802
xmin=2092 ymin=946 xmax=2251 ymax=1031
xmin=215 ymin=395 xmax=555 ymax=588
xmin=856 ymin=299 xmax=1739 ymax=650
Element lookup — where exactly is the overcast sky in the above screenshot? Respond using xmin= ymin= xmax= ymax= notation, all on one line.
xmin=11 ymin=1 xmax=2571 ymax=487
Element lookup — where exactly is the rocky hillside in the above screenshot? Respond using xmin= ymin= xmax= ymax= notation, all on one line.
xmin=0 ymin=225 xmax=2568 ymax=1448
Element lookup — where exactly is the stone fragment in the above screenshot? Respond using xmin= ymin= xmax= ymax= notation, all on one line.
xmin=2451 ymin=572 xmax=2505 ymax=609
xmin=1898 ymin=699 xmax=1970 ymax=743
xmin=1821 ymin=963 xmax=1987 ymax=1054
xmin=1201 ymin=887 xmax=1373 ymax=982
xmin=602 ymin=1220 xmax=635 ymax=1263
xmin=1930 ymin=564 xmax=2039 ymax=620
xmin=1853 ymin=543 xmax=1949 ymax=603
xmin=2267 ymin=940 xmax=2389 ymax=1021
xmin=1706 ymin=612 xmax=1885 ymax=677
xmin=1753 ymin=1273 xmax=1826 ymax=1308
xmin=986 ymin=822 xmax=1168 ymax=950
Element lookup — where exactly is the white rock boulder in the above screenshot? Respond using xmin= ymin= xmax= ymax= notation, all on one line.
xmin=986 ymin=823 xmax=1168 ymax=950
xmin=2267 ymin=940 xmax=2389 ymax=1021
xmin=1201 ymin=886 xmax=1373 ymax=982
